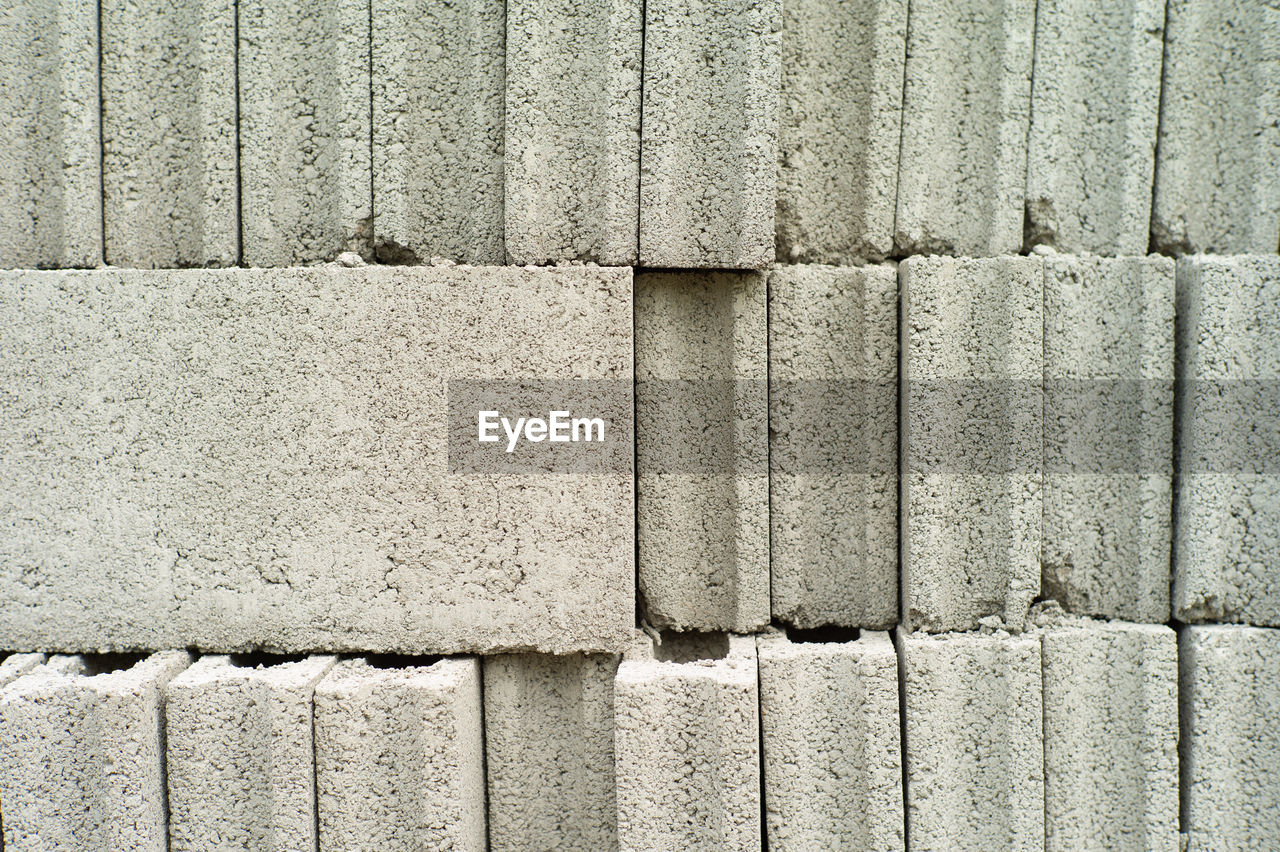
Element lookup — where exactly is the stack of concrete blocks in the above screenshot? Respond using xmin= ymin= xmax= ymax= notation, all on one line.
xmin=757 ymin=631 xmax=903 ymax=850
xmin=769 ymin=264 xmax=898 ymax=628
xmin=614 ymin=634 xmax=760 ymax=851
xmin=165 ymin=655 xmax=337 ymax=851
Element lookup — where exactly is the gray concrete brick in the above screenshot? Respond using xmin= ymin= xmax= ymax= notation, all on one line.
xmin=894 ymin=0 xmax=1034 ymax=256
xmin=0 ymin=266 xmax=633 ymax=654
xmin=775 ymin=0 xmax=906 ymax=263
xmin=757 ymin=631 xmax=903 ymax=851
xmin=636 ymin=271 xmax=768 ymax=632
xmin=372 ymin=0 xmax=504 ymax=264
xmin=639 ymin=0 xmax=781 ymax=268
xmin=101 ymin=0 xmax=237 ymax=268
xmin=769 ymin=264 xmax=897 ymax=629
xmin=1025 ymin=0 xmax=1164 ymax=255
xmin=165 ymin=654 xmax=338 ymax=852
xmin=0 ymin=651 xmax=191 ymax=851
xmin=1043 ymin=255 xmax=1174 ymax=623
xmin=484 ymin=653 xmax=619 ymax=851
xmin=239 ymin=0 xmax=372 ymax=266
xmin=0 ymin=654 xmax=44 ymax=688
xmin=504 ymin=0 xmax=641 ymax=265
xmin=0 ymin=0 xmax=101 ymax=269
xmin=1152 ymin=0 xmax=1280 ymax=254
xmin=901 ymin=256 xmax=1043 ymax=633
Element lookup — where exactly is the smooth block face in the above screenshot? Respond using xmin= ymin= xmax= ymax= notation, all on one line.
xmin=0 ymin=267 xmax=634 ymax=654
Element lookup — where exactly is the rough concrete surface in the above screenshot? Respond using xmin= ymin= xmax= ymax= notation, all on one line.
xmin=614 ymin=634 xmax=760 ymax=852
xmin=315 ymin=657 xmax=485 ymax=851
xmin=1025 ymin=0 xmax=1164 ymax=254
xmin=0 ymin=654 xmax=44 ymax=689
xmin=901 ymin=256 xmax=1043 ymax=633
xmin=769 ymin=264 xmax=897 ymax=629
xmin=0 ymin=651 xmax=191 ymax=851
xmin=0 ymin=266 xmax=634 ymax=654
xmin=504 ymin=0 xmax=641 ymax=265
xmin=372 ymin=0 xmax=504 ymax=265
xmin=636 ymin=271 xmax=769 ymax=632
xmin=640 ymin=0 xmax=781 ymax=268
xmin=1041 ymin=620 xmax=1178 ymax=852
xmin=894 ymin=0 xmax=1034 ymax=256
xmin=239 ymin=0 xmax=372 ymax=266
xmin=1042 ymin=255 xmax=1174 ymax=623
xmin=900 ymin=629 xmax=1044 ymax=852
xmin=165 ymin=654 xmax=338 ymax=852
xmin=101 ymin=0 xmax=237 ymax=267
xmin=484 ymin=653 xmax=619 ymax=851
xmin=1152 ymin=0 xmax=1280 ymax=254
xmin=757 ymin=631 xmax=903 ymax=851
xmin=0 ymin=0 xmax=101 ymax=269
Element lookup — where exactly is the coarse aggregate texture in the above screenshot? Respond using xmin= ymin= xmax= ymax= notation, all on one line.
xmin=0 ymin=266 xmax=634 ymax=654
xmin=0 ymin=654 xmax=44 ymax=689
xmin=769 ymin=264 xmax=897 ymax=628
xmin=639 ymin=0 xmax=781 ymax=268
xmin=635 ymin=271 xmax=769 ymax=632
xmin=756 ymin=631 xmax=903 ymax=851
xmin=1042 ymin=255 xmax=1174 ymax=623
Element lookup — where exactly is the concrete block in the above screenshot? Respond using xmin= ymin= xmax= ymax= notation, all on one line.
xmin=769 ymin=264 xmax=897 ymax=628
xmin=372 ymin=0 xmax=504 ymax=264
xmin=0 ymin=266 xmax=634 ymax=654
xmin=1041 ymin=620 xmax=1178 ymax=852
xmin=614 ymin=634 xmax=760 ymax=851
xmin=165 ymin=654 xmax=338 ymax=852
xmin=894 ymin=0 xmax=1034 ymax=256
xmin=1152 ymin=0 xmax=1280 ymax=254
xmin=639 ymin=0 xmax=781 ymax=268
xmin=636 ymin=271 xmax=768 ymax=632
xmin=1173 ymin=256 xmax=1280 ymax=626
xmin=757 ymin=631 xmax=903 ymax=851
xmin=775 ymin=0 xmax=906 ymax=263
xmin=0 ymin=651 xmax=191 ymax=851
xmin=504 ymin=0 xmax=641 ymax=265
xmin=101 ymin=0 xmax=237 ymax=267
xmin=1025 ymin=0 xmax=1164 ymax=254
xmin=239 ymin=0 xmax=372 ymax=266
xmin=484 ymin=653 xmax=619 ymax=851
xmin=0 ymin=0 xmax=101 ymax=268
xmin=314 ymin=657 xmax=485 ymax=852
xmin=900 ymin=256 xmax=1042 ymax=633
xmin=1043 ymin=255 xmax=1174 ymax=623
xmin=0 ymin=654 xmax=44 ymax=689
xmin=900 ymin=630 xmax=1043 ymax=852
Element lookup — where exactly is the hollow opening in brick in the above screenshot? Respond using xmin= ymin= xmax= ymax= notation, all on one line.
xmin=785 ymin=625 xmax=861 ymax=644
xmin=362 ymin=653 xmax=443 ymax=670
xmin=228 ymin=651 xmax=309 ymax=669
xmin=80 ymin=652 xmax=147 ymax=676
xmin=654 ymin=631 xmax=729 ymax=663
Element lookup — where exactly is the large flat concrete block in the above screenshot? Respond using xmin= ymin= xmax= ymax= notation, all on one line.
xmin=639 ymin=0 xmax=781 ymax=268
xmin=769 ymin=264 xmax=897 ymax=628
xmin=1025 ymin=0 xmax=1164 ymax=254
xmin=757 ymin=631 xmax=903 ymax=851
xmin=101 ymin=0 xmax=237 ymax=267
xmin=0 ymin=266 xmax=634 ymax=654
xmin=901 ymin=256 xmax=1042 ymax=633
xmin=1152 ymin=0 xmax=1280 ymax=254
xmin=900 ymin=630 xmax=1043 ymax=852
xmin=1041 ymin=620 xmax=1178 ymax=852
xmin=0 ymin=651 xmax=191 ymax=851
xmin=166 ymin=654 xmax=338 ymax=851
xmin=775 ymin=0 xmax=906 ymax=263
xmin=1043 ymin=256 xmax=1174 ymax=623
xmin=614 ymin=634 xmax=760 ymax=851
xmin=372 ymin=0 xmax=504 ymax=264
xmin=894 ymin=0 xmax=1034 ymax=256
xmin=504 ymin=0 xmax=641 ymax=265
xmin=484 ymin=653 xmax=619 ymax=851
xmin=1173 ymin=256 xmax=1280 ymax=626
xmin=1179 ymin=625 xmax=1280 ymax=850
xmin=239 ymin=0 xmax=372 ymax=266
xmin=0 ymin=0 xmax=101 ymax=269
xmin=636 ymin=271 xmax=768 ymax=632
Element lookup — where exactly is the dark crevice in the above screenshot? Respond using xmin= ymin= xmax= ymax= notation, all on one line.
xmin=784 ymin=625 xmax=861 ymax=644
xmin=361 ymin=653 xmax=441 ymax=670
xmin=227 ymin=651 xmax=307 ymax=669
xmin=652 ymin=631 xmax=729 ymax=663
xmin=81 ymin=652 xmax=146 ymax=676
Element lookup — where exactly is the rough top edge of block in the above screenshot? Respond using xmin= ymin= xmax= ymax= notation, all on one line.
xmin=314 ymin=656 xmax=479 ymax=698
xmin=616 ymin=634 xmax=756 ymax=683
xmin=755 ymin=630 xmax=895 ymax=660
xmin=2 ymin=650 xmax=192 ymax=700
xmin=0 ymin=653 xmax=46 ymax=689
xmin=169 ymin=654 xmax=339 ymax=690
xmin=896 ymin=626 xmax=1040 ymax=652
xmin=900 ymin=253 xmax=1044 ymax=276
